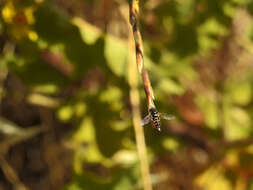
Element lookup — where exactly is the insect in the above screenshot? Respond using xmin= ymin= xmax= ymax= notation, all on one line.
xmin=129 ymin=1 xmax=174 ymax=132
xmin=141 ymin=107 xmax=174 ymax=131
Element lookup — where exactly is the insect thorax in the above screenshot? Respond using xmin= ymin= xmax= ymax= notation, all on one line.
xmin=149 ymin=108 xmax=159 ymax=120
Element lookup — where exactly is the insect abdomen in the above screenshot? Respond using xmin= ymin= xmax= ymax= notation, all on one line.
xmin=149 ymin=108 xmax=161 ymax=131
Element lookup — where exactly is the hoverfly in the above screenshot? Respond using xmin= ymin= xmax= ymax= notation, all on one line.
xmin=141 ymin=108 xmax=174 ymax=131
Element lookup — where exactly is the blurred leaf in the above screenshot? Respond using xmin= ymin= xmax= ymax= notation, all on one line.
xmin=84 ymin=94 xmax=126 ymax=158
xmin=74 ymin=102 xmax=87 ymax=118
xmin=224 ymin=106 xmax=252 ymax=140
xmin=223 ymin=2 xmax=238 ymax=17
xmin=1 ymin=1 xmax=16 ymax=24
xmin=99 ymin=86 xmax=122 ymax=103
xmin=104 ymin=36 xmax=128 ymax=77
xmin=34 ymin=3 xmax=105 ymax=79
xmin=150 ymin=52 xmax=198 ymax=81
xmin=93 ymin=117 xmax=125 ymax=158
xmin=73 ymin=118 xmax=104 ymax=165
xmin=57 ymin=100 xmax=87 ymax=123
xmin=72 ymin=18 xmax=102 ymax=45
xmin=162 ymin=138 xmax=180 ymax=151
xmin=31 ymin=84 xmax=60 ymax=94
xmin=65 ymin=164 xmax=139 ymax=190
xmin=195 ymin=167 xmax=232 ymax=190
xmin=175 ymin=0 xmax=196 ymax=26
xmin=157 ymin=78 xmax=185 ymax=95
xmin=6 ymin=40 xmax=70 ymax=88
xmin=57 ymin=105 xmax=74 ymax=122
xmin=99 ymin=86 xmax=123 ymax=111
xmin=196 ymin=95 xmax=219 ymax=129
xmin=197 ymin=18 xmax=228 ymax=54
xmin=112 ymin=150 xmax=138 ymax=165
xmin=229 ymin=81 xmax=252 ymax=106
xmin=27 ymin=93 xmax=60 ymax=108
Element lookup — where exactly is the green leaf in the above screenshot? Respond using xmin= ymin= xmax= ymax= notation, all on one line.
xmin=72 ymin=118 xmax=105 ymax=165
xmin=34 ymin=3 xmax=105 ymax=79
xmin=230 ymin=81 xmax=252 ymax=106
xmin=197 ymin=18 xmax=228 ymax=54
xmin=157 ymin=79 xmax=185 ymax=95
xmin=196 ymin=167 xmax=232 ymax=190
xmin=104 ymin=36 xmax=128 ymax=77
xmin=64 ymin=164 xmax=139 ymax=190
xmin=196 ymin=95 xmax=219 ymax=129
xmin=72 ymin=18 xmax=102 ymax=45
xmin=27 ymin=93 xmax=60 ymax=108
xmin=162 ymin=138 xmax=180 ymax=151
xmin=112 ymin=150 xmax=138 ymax=165
xmin=224 ymin=106 xmax=252 ymax=140
xmin=57 ymin=105 xmax=74 ymax=122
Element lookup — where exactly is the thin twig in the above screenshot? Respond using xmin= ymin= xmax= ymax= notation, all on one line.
xmin=127 ymin=1 xmax=153 ymax=190
xmin=128 ymin=29 xmax=153 ymax=190
xmin=0 ymin=155 xmax=29 ymax=190
xmin=129 ymin=0 xmax=165 ymax=132
xmin=129 ymin=0 xmax=156 ymax=111
xmin=0 ymin=117 xmax=44 ymax=155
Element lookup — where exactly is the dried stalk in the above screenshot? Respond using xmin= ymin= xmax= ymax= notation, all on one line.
xmin=129 ymin=0 xmax=165 ymax=133
xmin=127 ymin=1 xmax=153 ymax=190
xmin=128 ymin=32 xmax=153 ymax=190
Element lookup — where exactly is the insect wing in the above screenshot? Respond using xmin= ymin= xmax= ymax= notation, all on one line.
xmin=160 ymin=113 xmax=175 ymax=121
xmin=140 ymin=114 xmax=151 ymax=126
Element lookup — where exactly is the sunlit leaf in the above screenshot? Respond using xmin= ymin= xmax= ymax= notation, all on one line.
xmin=195 ymin=167 xmax=232 ymax=190
xmin=223 ymin=2 xmax=238 ymax=17
xmin=99 ymin=86 xmax=123 ymax=111
xmin=1 ymin=1 xmax=16 ymax=24
xmin=224 ymin=106 xmax=252 ymax=140
xmin=72 ymin=17 xmax=102 ymax=45
xmin=112 ymin=150 xmax=138 ymax=165
xmin=198 ymin=18 xmax=228 ymax=54
xmin=57 ymin=105 xmax=74 ymax=122
xmin=73 ymin=118 xmax=104 ymax=164
xmin=157 ymin=78 xmax=185 ymax=95
xmin=104 ymin=36 xmax=128 ymax=77
xmin=230 ymin=81 xmax=252 ymax=106
xmin=27 ymin=93 xmax=60 ymax=108
xmin=74 ymin=102 xmax=87 ymax=118
xmin=162 ymin=138 xmax=179 ymax=151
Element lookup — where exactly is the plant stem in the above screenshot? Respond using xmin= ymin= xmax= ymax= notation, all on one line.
xmin=126 ymin=1 xmax=153 ymax=189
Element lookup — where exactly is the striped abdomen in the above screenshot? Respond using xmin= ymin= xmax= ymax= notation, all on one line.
xmin=149 ymin=108 xmax=161 ymax=131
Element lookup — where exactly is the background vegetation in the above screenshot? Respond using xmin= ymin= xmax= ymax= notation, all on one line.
xmin=1 ymin=0 xmax=253 ymax=189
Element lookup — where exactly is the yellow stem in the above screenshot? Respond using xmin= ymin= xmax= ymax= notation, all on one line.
xmin=127 ymin=14 xmax=153 ymax=190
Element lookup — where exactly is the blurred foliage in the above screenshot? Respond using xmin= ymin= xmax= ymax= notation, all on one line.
xmin=1 ymin=0 xmax=253 ymax=190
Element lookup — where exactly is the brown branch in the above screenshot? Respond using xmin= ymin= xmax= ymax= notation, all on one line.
xmin=0 ymin=155 xmax=29 ymax=190
xmin=129 ymin=0 xmax=155 ymax=110
xmin=121 ymin=2 xmax=153 ymax=190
